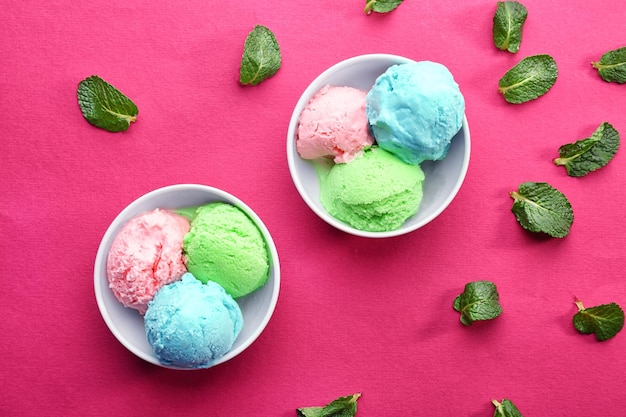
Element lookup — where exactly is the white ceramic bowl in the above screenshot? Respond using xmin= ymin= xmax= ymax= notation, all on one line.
xmin=94 ymin=184 xmax=280 ymax=369
xmin=287 ymin=54 xmax=471 ymax=238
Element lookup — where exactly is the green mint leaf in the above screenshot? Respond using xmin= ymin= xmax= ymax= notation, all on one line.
xmin=554 ymin=122 xmax=620 ymax=177
xmin=77 ymin=75 xmax=138 ymax=132
xmin=493 ymin=1 xmax=528 ymax=53
xmin=364 ymin=0 xmax=403 ymax=14
xmin=453 ymin=281 xmax=502 ymax=326
xmin=509 ymin=182 xmax=573 ymax=238
xmin=492 ymin=399 xmax=524 ymax=417
xmin=591 ymin=46 xmax=626 ymax=83
xmin=239 ymin=25 xmax=281 ymax=86
xmin=498 ymin=54 xmax=558 ymax=103
xmin=297 ymin=407 xmax=323 ymax=417
xmin=297 ymin=393 xmax=361 ymax=417
xmin=573 ymin=299 xmax=625 ymax=341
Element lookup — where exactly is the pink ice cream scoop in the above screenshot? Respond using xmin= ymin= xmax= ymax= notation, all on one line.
xmin=106 ymin=209 xmax=189 ymax=315
xmin=296 ymin=85 xmax=374 ymax=163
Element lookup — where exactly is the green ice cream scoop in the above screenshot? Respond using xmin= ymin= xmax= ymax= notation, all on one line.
xmin=182 ymin=202 xmax=269 ymax=298
xmin=320 ymin=147 xmax=425 ymax=232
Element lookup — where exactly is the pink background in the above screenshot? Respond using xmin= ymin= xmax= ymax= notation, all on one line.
xmin=2 ymin=1 xmax=625 ymax=415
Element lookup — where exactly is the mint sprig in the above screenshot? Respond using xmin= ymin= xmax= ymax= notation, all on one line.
xmin=573 ymin=299 xmax=624 ymax=341
xmin=510 ymin=182 xmax=573 ymax=238
xmin=453 ymin=281 xmax=502 ymax=326
xmin=297 ymin=393 xmax=361 ymax=417
xmin=364 ymin=0 xmax=403 ymax=14
xmin=493 ymin=1 xmax=528 ymax=53
xmin=77 ymin=75 xmax=138 ymax=132
xmin=239 ymin=25 xmax=281 ymax=86
xmin=492 ymin=399 xmax=524 ymax=417
xmin=591 ymin=46 xmax=626 ymax=84
xmin=554 ymin=122 xmax=620 ymax=177
xmin=498 ymin=54 xmax=558 ymax=103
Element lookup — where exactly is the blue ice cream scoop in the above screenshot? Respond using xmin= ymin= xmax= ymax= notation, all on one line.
xmin=366 ymin=61 xmax=465 ymax=165
xmin=144 ymin=273 xmax=243 ymax=369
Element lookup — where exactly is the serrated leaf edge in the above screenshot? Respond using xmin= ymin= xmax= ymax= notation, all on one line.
xmin=553 ymin=122 xmax=619 ymax=176
xmin=364 ymin=0 xmax=403 ymax=14
xmin=240 ymin=25 xmax=281 ymax=86
xmin=573 ymin=299 xmax=625 ymax=341
xmin=494 ymin=1 xmax=527 ymax=53
xmin=77 ymin=75 xmax=138 ymax=132
xmin=509 ymin=183 xmax=573 ymax=238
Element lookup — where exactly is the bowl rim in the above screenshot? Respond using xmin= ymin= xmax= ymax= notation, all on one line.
xmin=286 ymin=53 xmax=471 ymax=238
xmin=93 ymin=183 xmax=281 ymax=369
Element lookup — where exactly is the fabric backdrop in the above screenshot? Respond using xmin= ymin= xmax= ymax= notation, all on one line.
xmin=1 ymin=1 xmax=625 ymax=415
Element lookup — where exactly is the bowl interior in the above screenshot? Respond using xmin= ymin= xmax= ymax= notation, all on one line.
xmin=94 ymin=184 xmax=280 ymax=370
xmin=287 ymin=54 xmax=470 ymax=238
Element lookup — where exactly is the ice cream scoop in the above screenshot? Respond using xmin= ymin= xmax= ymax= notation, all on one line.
xmin=106 ymin=209 xmax=189 ymax=315
xmin=366 ymin=61 xmax=465 ymax=165
xmin=181 ymin=202 xmax=270 ymax=298
xmin=319 ymin=146 xmax=425 ymax=232
xmin=144 ymin=273 xmax=243 ymax=369
xmin=296 ymin=85 xmax=374 ymax=163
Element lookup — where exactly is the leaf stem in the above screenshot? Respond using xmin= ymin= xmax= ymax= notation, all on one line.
xmin=103 ymin=107 xmax=137 ymax=123
xmin=364 ymin=0 xmax=376 ymax=14
xmin=509 ymin=190 xmax=521 ymax=201
xmin=574 ymin=298 xmax=585 ymax=311
xmin=498 ymin=69 xmax=538 ymax=94
xmin=553 ymin=156 xmax=571 ymax=166
xmin=510 ymin=190 xmax=560 ymax=215
xmin=510 ymin=191 xmax=541 ymax=209
xmin=592 ymin=61 xmax=626 ymax=70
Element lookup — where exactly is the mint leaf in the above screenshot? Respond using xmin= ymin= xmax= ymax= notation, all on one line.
xmin=591 ymin=46 xmax=626 ymax=83
xmin=492 ymin=399 xmax=524 ymax=417
xmin=297 ymin=407 xmax=323 ymax=417
xmin=493 ymin=1 xmax=528 ymax=53
xmin=510 ymin=182 xmax=573 ymax=238
xmin=297 ymin=393 xmax=361 ymax=417
xmin=453 ymin=281 xmax=502 ymax=326
xmin=573 ymin=299 xmax=624 ymax=341
xmin=498 ymin=54 xmax=558 ymax=103
xmin=77 ymin=75 xmax=138 ymax=132
xmin=239 ymin=25 xmax=281 ymax=86
xmin=554 ymin=122 xmax=620 ymax=177
xmin=364 ymin=0 xmax=403 ymax=14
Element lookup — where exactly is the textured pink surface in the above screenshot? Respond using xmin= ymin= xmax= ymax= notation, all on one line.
xmin=297 ymin=85 xmax=373 ymax=163
xmin=106 ymin=209 xmax=189 ymax=314
xmin=1 ymin=1 xmax=625 ymax=416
